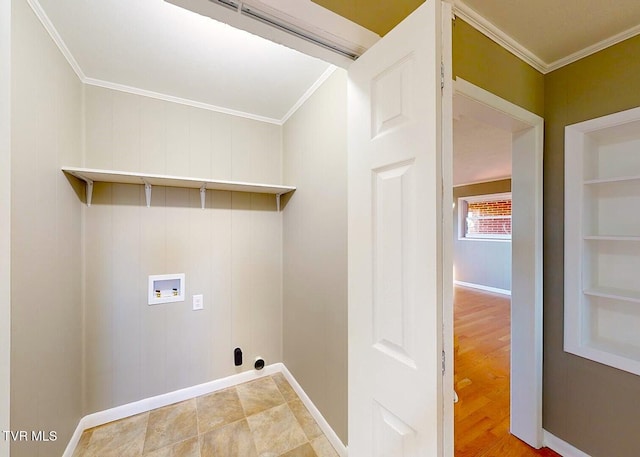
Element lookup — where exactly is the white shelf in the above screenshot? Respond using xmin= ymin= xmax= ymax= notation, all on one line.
xmin=584 ymin=287 xmax=640 ymax=304
xmin=584 ymin=174 xmax=640 ymax=185
xmin=565 ymin=106 xmax=640 ymax=377
xmin=62 ymin=166 xmax=295 ymax=209
xmin=584 ymin=235 xmax=640 ymax=241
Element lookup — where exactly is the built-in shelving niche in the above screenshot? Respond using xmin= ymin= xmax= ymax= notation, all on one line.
xmin=565 ymin=106 xmax=640 ymax=376
xmin=62 ymin=167 xmax=295 ymax=210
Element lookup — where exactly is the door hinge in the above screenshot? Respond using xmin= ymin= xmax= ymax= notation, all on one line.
xmin=442 ymin=350 xmax=446 ymax=375
xmin=441 ymin=61 xmax=445 ymax=91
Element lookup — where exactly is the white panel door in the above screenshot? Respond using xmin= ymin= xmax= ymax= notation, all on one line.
xmin=348 ymin=1 xmax=448 ymax=455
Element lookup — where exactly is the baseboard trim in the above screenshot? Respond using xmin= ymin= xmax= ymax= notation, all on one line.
xmin=454 ymin=280 xmax=511 ymax=296
xmin=543 ymin=430 xmax=592 ymax=457
xmin=278 ymin=364 xmax=347 ymax=457
xmin=63 ymin=363 xmax=347 ymax=457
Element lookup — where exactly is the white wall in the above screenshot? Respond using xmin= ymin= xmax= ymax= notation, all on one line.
xmin=282 ymin=69 xmax=348 ymax=444
xmin=82 ymin=86 xmax=284 ymax=414
xmin=453 ymin=179 xmax=512 ymax=292
xmin=0 ymin=0 xmax=11 ymax=456
xmin=11 ymin=0 xmax=84 ymax=455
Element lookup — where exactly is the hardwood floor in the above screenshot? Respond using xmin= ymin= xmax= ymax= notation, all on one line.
xmin=454 ymin=286 xmax=560 ymax=457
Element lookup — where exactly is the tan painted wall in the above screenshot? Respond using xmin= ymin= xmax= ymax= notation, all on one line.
xmin=543 ymin=35 xmax=640 ymax=457
xmin=82 ymin=86 xmax=284 ymax=414
xmin=10 ymin=0 xmax=84 ymax=455
xmin=454 ymin=13 xmax=640 ymax=456
xmin=453 ymin=18 xmax=545 ymax=117
xmin=282 ymin=69 xmax=348 ymax=444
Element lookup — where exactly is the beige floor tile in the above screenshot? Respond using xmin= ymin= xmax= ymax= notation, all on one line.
xmin=246 ymin=403 xmax=307 ymax=456
xmin=280 ymin=443 xmax=318 ymax=457
xmin=288 ymin=399 xmax=322 ymax=440
xmin=85 ymin=412 xmax=149 ymax=457
xmin=310 ymin=436 xmax=339 ymax=457
xmin=196 ymin=387 xmax=245 ymax=434
xmin=271 ymin=373 xmax=298 ymax=402
xmin=143 ymin=399 xmax=198 ymax=454
xmin=72 ymin=376 xmax=339 ymax=457
xmin=143 ymin=436 xmax=199 ymax=457
xmin=236 ymin=376 xmax=285 ymax=416
xmin=200 ymin=419 xmax=257 ymax=457
xmin=71 ymin=429 xmax=94 ymax=457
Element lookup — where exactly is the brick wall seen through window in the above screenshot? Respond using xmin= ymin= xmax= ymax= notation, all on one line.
xmin=459 ymin=193 xmax=512 ymax=240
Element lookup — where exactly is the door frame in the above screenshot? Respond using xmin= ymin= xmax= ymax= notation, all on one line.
xmin=446 ymin=77 xmax=544 ymax=449
xmin=0 ymin=0 xmax=11 ymax=455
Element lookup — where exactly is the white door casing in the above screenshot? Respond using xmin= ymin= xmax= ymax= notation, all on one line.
xmin=0 ymin=0 xmax=10 ymax=455
xmin=348 ymin=1 xmax=450 ymax=455
xmin=452 ymin=78 xmax=544 ymax=448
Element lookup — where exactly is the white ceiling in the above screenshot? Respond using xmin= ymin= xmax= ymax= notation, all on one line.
xmin=32 ymin=0 xmax=640 ymax=125
xmin=457 ymin=0 xmax=640 ymax=69
xmin=453 ymin=115 xmax=511 ymax=187
xmin=21 ymin=0 xmax=640 ymax=202
xmin=34 ymin=0 xmax=332 ymax=123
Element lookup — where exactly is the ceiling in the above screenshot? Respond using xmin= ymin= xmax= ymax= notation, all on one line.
xmin=312 ymin=0 xmax=640 ymax=184
xmin=315 ymin=0 xmax=640 ymax=71
xmin=35 ymin=0 xmax=332 ymax=123
xmin=460 ymin=0 xmax=640 ymax=66
xmin=31 ymin=0 xmax=640 ymax=152
xmin=311 ymin=0 xmax=423 ymax=36
xmin=453 ymin=115 xmax=511 ymax=186
xmin=28 ymin=0 xmax=640 ymax=184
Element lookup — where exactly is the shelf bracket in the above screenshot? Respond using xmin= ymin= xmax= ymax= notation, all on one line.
xmin=144 ymin=181 xmax=152 ymax=208
xmin=85 ymin=179 xmax=94 ymax=207
xmin=200 ymin=184 xmax=207 ymax=210
xmin=276 ymin=193 xmax=281 ymax=211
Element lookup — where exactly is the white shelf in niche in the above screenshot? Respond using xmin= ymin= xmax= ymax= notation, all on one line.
xmin=584 ymin=174 xmax=640 ymax=185
xmin=584 ymin=235 xmax=640 ymax=241
xmin=584 ymin=287 xmax=640 ymax=304
xmin=565 ymin=105 xmax=640 ymax=377
xmin=62 ymin=167 xmax=295 ymax=210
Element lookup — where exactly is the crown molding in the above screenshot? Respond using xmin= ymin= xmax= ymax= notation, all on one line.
xmin=27 ymin=0 xmax=640 ymax=106
xmin=452 ymin=0 xmax=547 ymax=73
xmin=546 ymin=22 xmax=640 ymax=72
xmin=452 ymin=0 xmax=640 ymax=75
xmin=25 ymin=0 xmax=86 ymax=80
xmin=26 ymin=0 xmax=342 ymax=126
xmin=281 ymin=65 xmax=337 ymax=124
xmin=83 ymin=77 xmax=282 ymax=125
xmin=453 ymin=176 xmax=511 ymax=188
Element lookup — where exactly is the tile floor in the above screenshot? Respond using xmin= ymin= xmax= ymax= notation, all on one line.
xmin=72 ymin=373 xmax=340 ymax=457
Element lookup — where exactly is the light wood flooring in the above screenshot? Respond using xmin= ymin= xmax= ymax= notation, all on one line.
xmin=454 ymin=286 xmax=560 ymax=457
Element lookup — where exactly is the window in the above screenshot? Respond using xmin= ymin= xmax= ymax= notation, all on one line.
xmin=458 ymin=192 xmax=512 ymax=241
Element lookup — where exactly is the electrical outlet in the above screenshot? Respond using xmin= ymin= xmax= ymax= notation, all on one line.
xmin=192 ymin=294 xmax=204 ymax=311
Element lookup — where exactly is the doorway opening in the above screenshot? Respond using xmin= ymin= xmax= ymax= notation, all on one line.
xmin=449 ymin=78 xmax=544 ymax=455
xmin=452 ymin=113 xmax=513 ymax=454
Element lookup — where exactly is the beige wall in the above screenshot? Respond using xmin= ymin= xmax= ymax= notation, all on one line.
xmin=282 ymin=69 xmax=348 ymax=444
xmin=543 ymin=35 xmax=640 ymax=457
xmin=82 ymin=86 xmax=284 ymax=413
xmin=10 ymin=0 xmax=84 ymax=455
